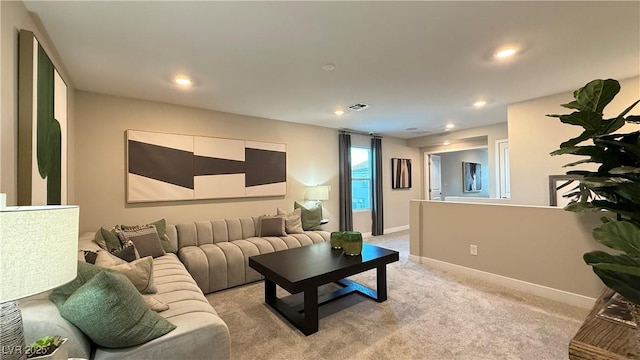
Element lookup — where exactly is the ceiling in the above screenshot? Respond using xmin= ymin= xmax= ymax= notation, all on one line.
xmin=23 ymin=1 xmax=640 ymax=139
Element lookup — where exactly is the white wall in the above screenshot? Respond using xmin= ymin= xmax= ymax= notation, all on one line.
xmin=437 ymin=148 xmax=489 ymax=198
xmin=508 ymin=76 xmax=640 ymax=206
xmin=1 ymin=1 xmax=76 ymax=205
xmin=75 ymin=92 xmax=420 ymax=234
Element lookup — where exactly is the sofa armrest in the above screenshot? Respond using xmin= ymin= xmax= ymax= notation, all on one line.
xmin=20 ymin=299 xmax=92 ymax=359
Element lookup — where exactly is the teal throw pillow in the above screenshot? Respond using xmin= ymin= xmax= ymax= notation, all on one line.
xmin=122 ymin=219 xmax=176 ymax=254
xmin=294 ymin=201 xmax=323 ymax=231
xmin=59 ymin=271 xmax=176 ymax=348
xmin=49 ymin=261 xmax=103 ymax=308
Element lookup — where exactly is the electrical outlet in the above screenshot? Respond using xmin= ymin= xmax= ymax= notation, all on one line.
xmin=470 ymin=244 xmax=478 ymax=256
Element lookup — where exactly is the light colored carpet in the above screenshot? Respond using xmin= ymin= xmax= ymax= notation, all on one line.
xmin=206 ymin=231 xmax=588 ymax=359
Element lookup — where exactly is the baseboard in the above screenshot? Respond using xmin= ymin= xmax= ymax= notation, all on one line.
xmin=409 ymin=256 xmax=596 ymax=309
xmin=363 ymin=225 xmax=409 ymax=239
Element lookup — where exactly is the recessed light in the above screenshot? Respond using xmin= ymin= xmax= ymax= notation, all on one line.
xmin=473 ymin=100 xmax=488 ymax=108
xmin=322 ymin=63 xmax=336 ymax=71
xmin=174 ymin=75 xmax=192 ymax=86
xmin=443 ymin=140 xmax=451 ymax=146
xmin=334 ymin=110 xmax=345 ymax=116
xmin=445 ymin=124 xmax=455 ymax=130
xmin=494 ymin=47 xmax=518 ymax=59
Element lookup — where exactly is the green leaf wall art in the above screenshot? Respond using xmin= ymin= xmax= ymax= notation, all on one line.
xmin=18 ymin=30 xmax=67 ymax=205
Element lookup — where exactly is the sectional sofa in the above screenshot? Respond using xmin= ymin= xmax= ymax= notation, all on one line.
xmin=20 ymin=216 xmax=330 ymax=360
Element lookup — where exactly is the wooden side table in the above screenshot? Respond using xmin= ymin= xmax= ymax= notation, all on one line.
xmin=569 ymin=289 xmax=636 ymax=359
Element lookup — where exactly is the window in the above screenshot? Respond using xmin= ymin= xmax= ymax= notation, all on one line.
xmin=351 ymin=147 xmax=371 ymax=210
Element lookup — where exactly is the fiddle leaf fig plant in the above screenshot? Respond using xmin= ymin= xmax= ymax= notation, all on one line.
xmin=549 ymin=78 xmax=640 ymax=304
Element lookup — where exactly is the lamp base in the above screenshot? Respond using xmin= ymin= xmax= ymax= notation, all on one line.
xmin=0 ymin=300 xmax=26 ymax=360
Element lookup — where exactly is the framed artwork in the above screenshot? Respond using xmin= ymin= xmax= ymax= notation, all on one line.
xmin=18 ymin=30 xmax=68 ymax=205
xmin=462 ymin=162 xmax=482 ymax=192
xmin=126 ymin=130 xmax=287 ymax=202
xmin=391 ymin=158 xmax=412 ymax=189
xmin=548 ymin=175 xmax=582 ymax=207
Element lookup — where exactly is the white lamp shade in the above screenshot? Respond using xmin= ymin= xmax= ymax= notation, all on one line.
xmin=305 ymin=185 xmax=330 ymax=201
xmin=0 ymin=206 xmax=79 ymax=302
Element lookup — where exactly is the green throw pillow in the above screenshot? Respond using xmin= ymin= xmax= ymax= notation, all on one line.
xmin=97 ymin=227 xmax=122 ymax=252
xmin=294 ymin=201 xmax=323 ymax=231
xmin=59 ymin=271 xmax=176 ymax=348
xmin=122 ymin=219 xmax=176 ymax=254
xmin=49 ymin=261 xmax=103 ymax=308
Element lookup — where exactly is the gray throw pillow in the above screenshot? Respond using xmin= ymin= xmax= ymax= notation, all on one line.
xmin=258 ymin=215 xmax=286 ymax=237
xmin=121 ymin=219 xmax=176 ymax=254
xmin=59 ymin=271 xmax=175 ymax=348
xmin=116 ymin=225 xmax=165 ymax=258
xmin=294 ymin=201 xmax=323 ymax=231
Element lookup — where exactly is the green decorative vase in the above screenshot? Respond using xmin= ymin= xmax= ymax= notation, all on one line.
xmin=330 ymin=231 xmax=344 ymax=249
xmin=342 ymin=231 xmax=363 ymax=256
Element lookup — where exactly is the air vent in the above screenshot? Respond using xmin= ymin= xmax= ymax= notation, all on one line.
xmin=348 ymin=103 xmax=371 ymax=111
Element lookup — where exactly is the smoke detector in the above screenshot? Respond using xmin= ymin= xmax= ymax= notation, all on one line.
xmin=348 ymin=103 xmax=371 ymax=111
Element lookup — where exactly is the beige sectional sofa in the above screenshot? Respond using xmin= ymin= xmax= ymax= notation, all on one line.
xmin=20 ymin=216 xmax=329 ymax=360
xmin=171 ymin=217 xmax=330 ymax=293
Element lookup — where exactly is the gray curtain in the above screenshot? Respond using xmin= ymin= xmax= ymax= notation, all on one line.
xmin=371 ymin=137 xmax=384 ymax=235
xmin=339 ymin=132 xmax=353 ymax=231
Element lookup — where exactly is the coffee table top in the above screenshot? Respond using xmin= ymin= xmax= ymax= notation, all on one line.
xmin=249 ymin=242 xmax=399 ymax=293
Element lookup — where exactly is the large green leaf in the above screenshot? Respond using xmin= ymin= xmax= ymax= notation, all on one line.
xmin=627 ymin=115 xmax=640 ymax=123
xmin=602 ymin=116 xmax=626 ymax=135
xmin=572 ymin=79 xmax=620 ymax=114
xmin=591 ymin=267 xmax=640 ymax=305
xmin=557 ymin=111 xmax=603 ymax=131
xmin=592 ymin=221 xmax=640 ymax=256
xmin=616 ymin=99 xmax=640 ymax=119
xmin=559 ymin=130 xmax=595 ymax=148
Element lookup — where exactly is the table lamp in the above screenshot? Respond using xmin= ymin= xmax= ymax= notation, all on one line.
xmin=0 ymin=195 xmax=79 ymax=360
xmin=305 ymin=185 xmax=330 ymax=202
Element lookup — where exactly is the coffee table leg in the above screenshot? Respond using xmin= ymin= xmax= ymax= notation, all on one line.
xmin=302 ymin=286 xmax=319 ymax=335
xmin=265 ymin=279 xmax=276 ymax=303
xmin=376 ymin=265 xmax=387 ymax=302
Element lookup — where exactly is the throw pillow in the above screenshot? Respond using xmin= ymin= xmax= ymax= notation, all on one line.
xmin=95 ymin=227 xmax=121 ymax=252
xmin=277 ymin=208 xmax=304 ymax=234
xmin=142 ymin=295 xmax=170 ymax=312
xmin=122 ymin=219 xmax=176 ymax=254
xmin=110 ymin=242 xmax=138 ymax=262
xmin=116 ymin=225 xmax=165 ymax=258
xmin=95 ymin=251 xmax=157 ymax=294
xmin=59 ymin=271 xmax=176 ymax=348
xmin=83 ymin=250 xmax=98 ymax=264
xmin=294 ymin=201 xmax=323 ymax=231
xmin=258 ymin=215 xmax=286 ymax=237
xmin=50 ymin=261 xmax=103 ymax=308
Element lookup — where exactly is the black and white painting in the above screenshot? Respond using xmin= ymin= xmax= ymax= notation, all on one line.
xmin=391 ymin=158 xmax=412 ymax=189
xmin=463 ymin=162 xmax=482 ymax=193
xmin=126 ymin=130 xmax=286 ymax=202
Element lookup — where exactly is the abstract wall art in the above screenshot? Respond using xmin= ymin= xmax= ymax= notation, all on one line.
xmin=126 ymin=130 xmax=287 ymax=202
xmin=391 ymin=158 xmax=412 ymax=189
xmin=18 ymin=30 xmax=68 ymax=205
xmin=462 ymin=161 xmax=482 ymax=193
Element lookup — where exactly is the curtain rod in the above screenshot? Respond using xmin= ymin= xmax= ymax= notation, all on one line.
xmin=339 ymin=128 xmax=383 ymax=138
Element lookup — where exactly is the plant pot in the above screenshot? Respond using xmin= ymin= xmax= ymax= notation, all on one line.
xmin=341 ymin=231 xmax=362 ymax=256
xmin=626 ymin=301 xmax=640 ymax=359
xmin=330 ymin=231 xmax=344 ymax=249
xmin=28 ymin=338 xmax=67 ymax=360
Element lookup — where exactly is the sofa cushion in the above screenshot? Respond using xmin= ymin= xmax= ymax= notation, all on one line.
xmin=49 ymin=261 xmax=103 ymax=308
xmin=122 ymin=219 xmax=176 ymax=254
xmin=257 ymin=215 xmax=286 ymax=237
xmin=294 ymin=201 xmax=323 ymax=231
xmin=117 ymin=225 xmax=165 ymax=258
xmin=59 ymin=271 xmax=176 ymax=348
xmin=95 ymin=251 xmax=157 ymax=294
xmin=277 ymin=208 xmax=304 ymax=234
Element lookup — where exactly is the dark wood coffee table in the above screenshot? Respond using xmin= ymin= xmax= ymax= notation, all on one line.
xmin=248 ymin=242 xmax=399 ymax=335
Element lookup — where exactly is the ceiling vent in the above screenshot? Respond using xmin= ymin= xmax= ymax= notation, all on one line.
xmin=348 ymin=103 xmax=371 ymax=111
